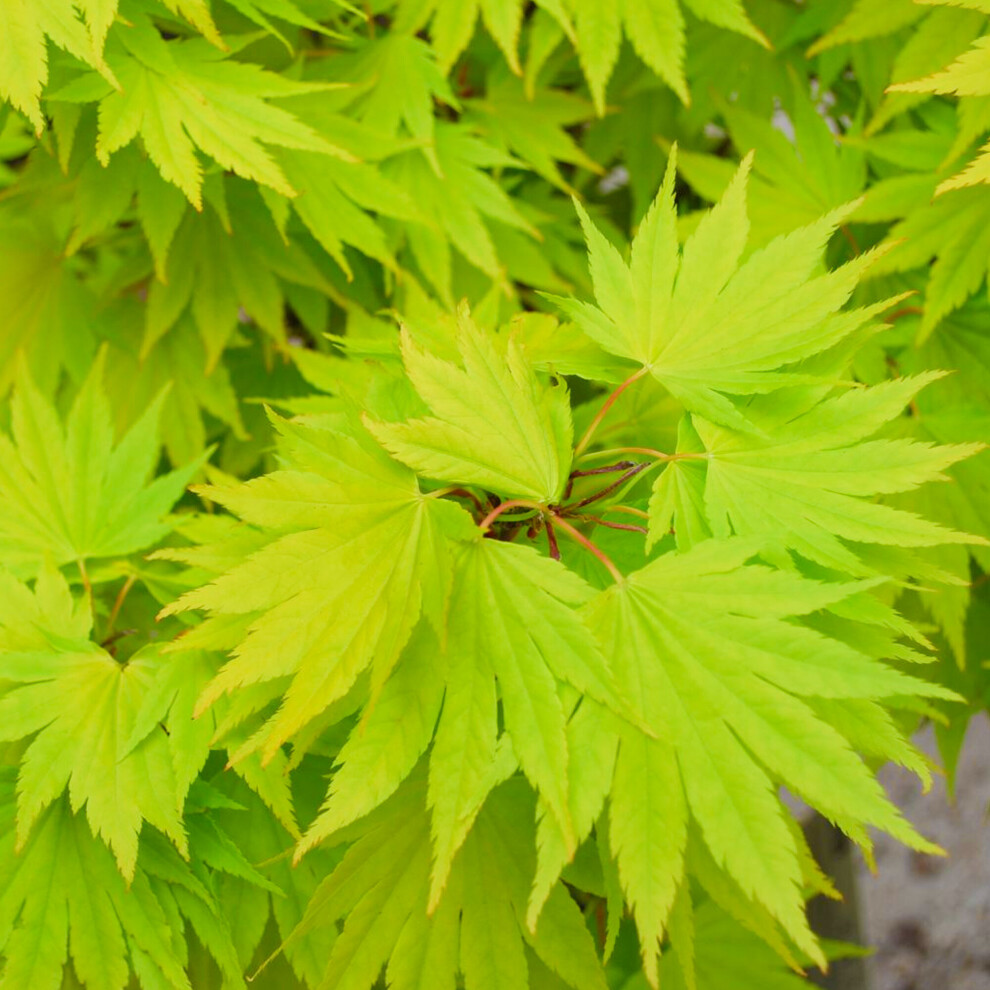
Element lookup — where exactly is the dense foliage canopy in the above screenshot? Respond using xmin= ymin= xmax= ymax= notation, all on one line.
xmin=1 ymin=1 xmax=989 ymax=988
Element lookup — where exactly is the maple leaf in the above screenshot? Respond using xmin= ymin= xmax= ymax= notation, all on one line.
xmin=0 ymin=0 xmax=108 ymax=132
xmin=367 ymin=308 xmax=573 ymax=503
xmin=566 ymin=0 xmax=768 ymax=114
xmin=391 ymin=0 xmax=574 ymax=75
xmin=380 ymin=123 xmax=540 ymax=303
xmin=547 ymin=150 xmax=894 ymax=429
xmin=0 ymin=355 xmax=200 ymax=579
xmin=0 ymin=568 xmax=200 ymax=880
xmin=164 ymin=413 xmax=476 ymax=760
xmin=419 ymin=538 xmax=622 ymax=904
xmin=865 ymin=185 xmax=990 ymax=339
xmin=274 ymin=103 xmax=423 ymax=275
xmin=0 ymin=199 xmax=98 ymax=398
xmin=102 ymin=314 xmax=247 ymax=468
xmin=651 ymin=374 xmax=985 ymax=573
xmin=581 ymin=538 xmax=957 ymax=981
xmin=286 ymin=774 xmax=607 ymax=990
xmin=673 ymin=82 xmax=866 ymax=244
xmin=326 ymin=32 xmax=457 ymax=172
xmin=0 ymin=778 xmax=193 ymax=990
xmin=58 ymin=15 xmax=352 ymax=208
xmin=140 ymin=183 xmax=335 ymax=368
xmin=806 ymin=0 xmax=927 ymax=55
xmin=464 ymin=73 xmax=602 ymax=194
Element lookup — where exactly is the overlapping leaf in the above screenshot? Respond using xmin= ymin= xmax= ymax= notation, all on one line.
xmin=287 ymin=775 xmax=607 ymax=990
xmin=0 ymin=779 xmax=192 ymax=990
xmin=549 ymin=150 xmax=894 ymax=428
xmin=565 ymin=0 xmax=768 ymax=113
xmin=0 ymin=568 xmax=200 ymax=880
xmin=581 ymin=539 xmax=956 ymax=981
xmin=368 ymin=309 xmax=573 ymax=502
xmin=651 ymin=374 xmax=984 ymax=572
xmin=0 ymin=357 xmax=199 ymax=578
xmin=165 ymin=413 xmax=476 ymax=761
xmin=55 ymin=16 xmax=349 ymax=207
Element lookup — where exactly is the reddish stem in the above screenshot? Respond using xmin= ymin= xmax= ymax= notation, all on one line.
xmin=550 ymin=514 xmax=623 ymax=583
xmin=579 ymin=446 xmax=671 ymax=462
xmin=566 ymin=463 xmax=649 ymax=511
xmin=448 ymin=487 xmax=487 ymax=516
xmin=545 ymin=517 xmax=561 ymax=560
xmin=577 ymin=514 xmax=648 ymax=535
xmin=601 ymin=505 xmax=650 ymax=520
xmin=564 ymin=461 xmax=635 ymax=500
xmin=574 ymin=368 xmax=647 ymax=456
xmin=478 ymin=499 xmax=545 ymax=532
xmin=570 ymin=462 xmax=636 ymax=478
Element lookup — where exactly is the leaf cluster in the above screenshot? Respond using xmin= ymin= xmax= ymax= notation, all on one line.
xmin=0 ymin=3 xmax=989 ymax=990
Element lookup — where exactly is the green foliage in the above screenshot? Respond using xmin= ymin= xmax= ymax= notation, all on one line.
xmin=0 ymin=2 xmax=989 ymax=990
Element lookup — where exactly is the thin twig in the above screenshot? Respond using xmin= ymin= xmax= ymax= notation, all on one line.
xmin=550 ymin=514 xmax=623 ymax=583
xmin=565 ymin=461 xmax=635 ymax=499
xmin=545 ymin=517 xmax=561 ymax=560
xmin=578 ymin=446 xmax=671 ymax=462
xmin=566 ymin=463 xmax=649 ymax=511
xmin=574 ymin=368 xmax=647 ymax=456
xmin=103 ymin=574 xmax=137 ymax=644
xmin=576 ymin=514 xmax=648 ymax=534
xmin=601 ymin=505 xmax=650 ymax=520
xmin=78 ymin=559 xmax=94 ymax=614
xmin=478 ymin=499 xmax=545 ymax=532
xmin=570 ymin=461 xmax=636 ymax=478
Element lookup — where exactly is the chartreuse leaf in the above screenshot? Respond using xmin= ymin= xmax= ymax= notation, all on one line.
xmin=549 ymin=151 xmax=895 ymax=428
xmin=0 ymin=775 xmax=195 ymax=990
xmin=296 ymin=535 xmax=626 ymax=905
xmin=0 ymin=355 xmax=199 ymax=579
xmin=287 ymin=775 xmax=606 ymax=990
xmin=581 ymin=539 xmax=956 ymax=981
xmin=806 ymin=0 xmax=926 ymax=55
xmin=0 ymin=570 xmax=194 ymax=880
xmin=465 ymin=73 xmax=601 ymax=193
xmin=567 ymin=0 xmax=767 ymax=113
xmin=0 ymin=0 xmax=108 ymax=131
xmin=653 ymin=374 xmax=985 ymax=572
xmin=367 ymin=307 xmax=573 ymax=502
xmin=381 ymin=124 xmax=539 ymax=302
xmin=87 ymin=16 xmax=348 ymax=207
xmin=295 ymin=621 xmax=446 ymax=850
xmin=867 ymin=186 xmax=990 ymax=338
xmin=422 ymin=539 xmax=628 ymax=904
xmin=393 ymin=0 xmax=574 ymax=74
xmin=889 ymin=34 xmax=990 ymax=194
xmin=165 ymin=414 xmax=476 ymax=761
xmin=332 ymin=33 xmax=456 ymax=165
xmin=676 ymin=80 xmax=867 ymax=244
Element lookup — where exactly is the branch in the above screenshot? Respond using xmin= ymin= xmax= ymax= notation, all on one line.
xmin=550 ymin=514 xmax=623 ymax=583
xmin=574 ymin=368 xmax=647 ymax=456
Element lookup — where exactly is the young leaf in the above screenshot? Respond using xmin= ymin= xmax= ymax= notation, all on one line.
xmin=166 ymin=415 xmax=475 ymax=760
xmin=367 ymin=309 xmax=574 ymax=503
xmin=653 ymin=375 xmax=985 ymax=572
xmin=94 ymin=17 xmax=349 ymax=207
xmin=289 ymin=775 xmax=606 ymax=990
xmin=582 ymin=539 xmax=957 ymax=974
xmin=0 ymin=574 xmax=194 ymax=879
xmin=0 ymin=777 xmax=195 ymax=990
xmin=0 ymin=357 xmax=200 ymax=578
xmin=549 ymin=152 xmax=890 ymax=428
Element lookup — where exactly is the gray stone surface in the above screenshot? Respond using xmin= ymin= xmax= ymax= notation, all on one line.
xmin=856 ymin=716 xmax=990 ymax=990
